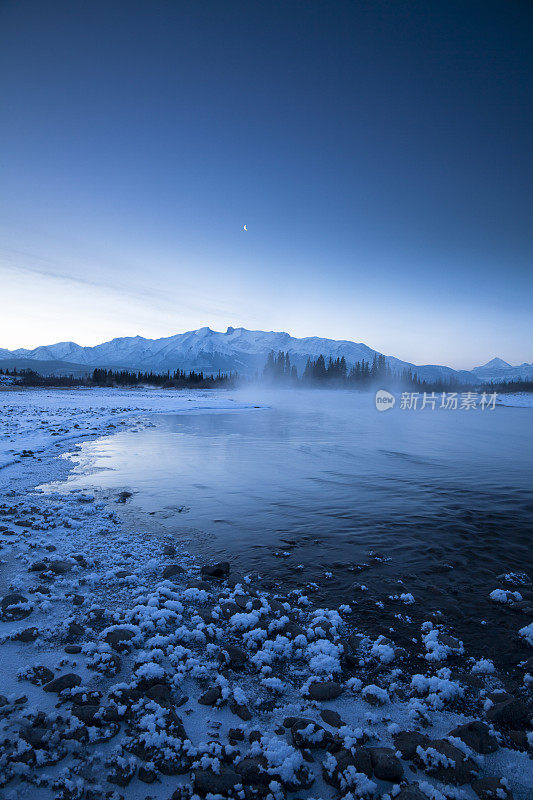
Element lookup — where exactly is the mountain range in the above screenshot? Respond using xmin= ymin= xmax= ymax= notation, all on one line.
xmin=0 ymin=327 xmax=531 ymax=384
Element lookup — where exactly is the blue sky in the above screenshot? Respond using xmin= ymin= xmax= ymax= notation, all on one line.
xmin=0 ymin=0 xmax=531 ymax=368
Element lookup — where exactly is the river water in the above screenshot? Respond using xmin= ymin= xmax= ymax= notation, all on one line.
xmin=58 ymin=389 xmax=533 ymax=670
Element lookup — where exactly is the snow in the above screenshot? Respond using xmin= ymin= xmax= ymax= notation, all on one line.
xmin=305 ymin=638 xmax=342 ymax=676
xmin=371 ymin=636 xmax=396 ymax=663
xmin=489 ymin=589 xmax=522 ymax=604
xmin=496 ymin=393 xmax=533 ymax=408
xmin=0 ymin=386 xmax=258 ymax=470
xmin=411 ymin=670 xmax=464 ymax=709
xmin=518 ymin=622 xmax=533 ymax=646
xmin=362 ymin=684 xmax=389 ymax=704
xmin=471 ymin=658 xmax=496 ymax=675
xmin=421 ymin=624 xmax=464 ymax=662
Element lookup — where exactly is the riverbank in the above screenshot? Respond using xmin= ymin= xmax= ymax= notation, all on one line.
xmin=0 ymin=389 xmax=531 ymax=800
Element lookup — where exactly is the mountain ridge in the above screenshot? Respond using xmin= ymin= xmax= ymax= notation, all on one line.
xmin=2 ymin=327 xmax=532 ymax=384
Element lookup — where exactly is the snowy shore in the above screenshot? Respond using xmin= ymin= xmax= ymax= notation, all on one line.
xmin=0 ymin=388 xmax=531 ymax=800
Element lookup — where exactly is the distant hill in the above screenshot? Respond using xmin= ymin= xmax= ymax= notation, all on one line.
xmin=0 ymin=358 xmax=93 ymax=377
xmin=1 ymin=327 xmax=531 ymax=384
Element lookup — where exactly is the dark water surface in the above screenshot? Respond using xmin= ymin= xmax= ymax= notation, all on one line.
xmin=61 ymin=390 xmax=533 ymax=669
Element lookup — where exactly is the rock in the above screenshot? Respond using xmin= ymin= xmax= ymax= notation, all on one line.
xmin=156 ymin=752 xmax=191 ymax=775
xmin=219 ymin=644 xmax=248 ymax=668
xmin=194 ymin=766 xmax=242 ymax=794
xmin=508 ymin=729 xmax=528 ymax=749
xmin=485 ymin=694 xmax=528 ymax=727
xmin=472 ymin=777 xmax=514 ymax=800
xmin=229 ymin=727 xmax=244 ymax=741
xmin=230 ymin=700 xmax=252 ymax=720
xmin=283 ymin=763 xmax=315 ymax=792
xmin=235 ymin=755 xmax=270 ymax=786
xmin=369 ymin=747 xmax=404 ymax=781
xmin=72 ymin=594 xmax=84 ymax=606
xmin=439 ymin=633 xmax=463 ymax=650
xmin=395 ymin=785 xmax=431 ymax=800
xmin=234 ymin=592 xmax=253 ymax=609
xmin=283 ymin=619 xmax=307 ymax=638
xmin=70 ymin=689 xmax=102 ymax=705
xmin=291 ymin=719 xmax=333 ymax=749
xmin=115 ymin=569 xmax=132 ymax=578
xmin=163 ymin=545 xmax=176 ymax=556
xmin=43 ymin=673 xmax=82 ymax=693
xmin=101 ymin=705 xmax=122 ymax=723
xmin=414 ymin=738 xmax=477 ymax=784
xmin=14 ymin=694 xmax=28 ymax=705
xmin=71 ymin=704 xmax=101 ymax=725
xmin=162 ymin=564 xmax=185 ymax=579
xmin=323 ymin=747 xmax=373 ymax=789
xmin=201 ymin=561 xmax=230 ymax=578
xmin=1 ymin=593 xmax=32 ymax=620
xmin=393 ymin=730 xmax=430 ymax=759
xmin=308 ymin=680 xmax=342 ymax=700
xmin=50 ymin=560 xmax=73 ymax=574
xmin=72 ymin=553 xmax=89 ymax=566
xmin=15 ymin=627 xmax=39 ymax=642
xmin=320 ymin=708 xmax=343 ymax=728
xmin=65 ymin=645 xmax=82 ymax=654
xmin=19 ymin=724 xmax=48 ymax=749
xmin=362 ymin=685 xmax=388 ymax=705
xmin=347 ymin=632 xmax=365 ymax=651
xmin=170 ymin=791 xmax=192 ymax=800
xmin=104 ymin=627 xmax=136 ymax=651
xmin=497 ymin=572 xmax=530 ymax=586
xmin=187 ymin=579 xmax=212 ymax=592
xmin=283 ymin=715 xmax=300 ymax=727
xmin=138 ymin=765 xmax=157 ymax=783
xmin=107 ymin=760 xmax=136 ymax=787
xmin=220 ymin=600 xmax=239 ymax=618
xmin=67 ymin=621 xmax=84 ymax=637
xmin=27 ymin=666 xmax=54 ymax=685
xmin=29 ymin=561 xmax=47 ymax=571
xmin=198 ymin=685 xmax=222 ymax=705
xmin=145 ymin=683 xmax=173 ymax=707
xmin=449 ymin=720 xmax=499 ymax=753
xmin=10 ymin=744 xmax=36 ymax=765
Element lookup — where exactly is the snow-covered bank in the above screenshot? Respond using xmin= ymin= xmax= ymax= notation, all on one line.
xmin=0 ymin=389 xmax=531 ymax=800
xmin=496 ymin=394 xmax=533 ymax=409
xmin=0 ymin=387 xmax=259 ymax=471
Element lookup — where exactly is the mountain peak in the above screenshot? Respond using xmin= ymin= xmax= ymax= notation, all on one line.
xmin=479 ymin=357 xmax=512 ymax=369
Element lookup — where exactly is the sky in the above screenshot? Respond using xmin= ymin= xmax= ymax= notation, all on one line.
xmin=0 ymin=0 xmax=532 ymax=369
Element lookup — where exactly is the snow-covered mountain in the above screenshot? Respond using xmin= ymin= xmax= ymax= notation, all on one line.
xmin=2 ymin=327 xmax=531 ymax=383
xmin=471 ymin=357 xmax=533 ymax=382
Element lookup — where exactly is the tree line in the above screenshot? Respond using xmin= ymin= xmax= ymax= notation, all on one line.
xmin=262 ymin=350 xmax=420 ymax=387
xmin=1 ymin=361 xmax=531 ymax=394
xmin=260 ymin=350 xmax=533 ymax=393
xmin=0 ymin=367 xmax=236 ymax=389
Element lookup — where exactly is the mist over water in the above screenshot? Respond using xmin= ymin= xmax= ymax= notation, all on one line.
xmin=60 ymin=389 xmax=533 ymax=667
